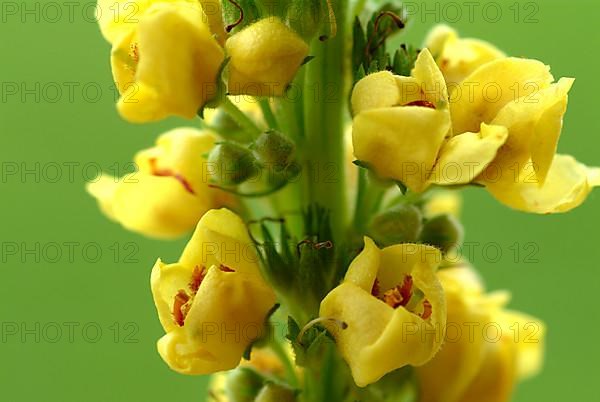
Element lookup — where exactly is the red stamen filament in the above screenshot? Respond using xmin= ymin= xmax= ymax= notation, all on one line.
xmin=149 ymin=158 xmax=195 ymax=195
xmin=421 ymin=300 xmax=432 ymax=320
xmin=403 ymin=100 xmax=436 ymax=109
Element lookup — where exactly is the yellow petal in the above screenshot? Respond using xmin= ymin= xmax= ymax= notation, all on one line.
xmin=490 ymin=78 xmax=574 ymax=184
xmin=86 ymin=173 xmax=119 ymax=220
xmin=411 ymin=48 xmax=450 ymax=106
xmin=197 ymin=0 xmax=228 ymax=44
xmin=457 ymin=336 xmax=518 ymax=402
xmin=500 ymin=310 xmax=546 ymax=381
xmin=135 ymin=127 xmax=217 ymax=192
xmin=418 ymin=268 xmax=491 ymax=402
xmin=429 ymin=123 xmax=508 ymax=186
xmin=424 ymin=24 xmax=457 ymax=57
xmin=450 ymin=58 xmax=554 ymax=134
xmin=179 ymin=208 xmax=261 ymax=276
xmin=352 ymin=107 xmax=451 ymax=192
xmin=483 ymin=154 xmax=599 ymax=213
xmin=183 ymin=269 xmax=276 ymax=368
xmin=150 ymin=259 xmax=191 ymax=332
xmin=113 ymin=2 xmax=224 ymax=122
xmin=97 ymin=0 xmax=186 ymax=43
xmin=351 ymin=71 xmax=401 ymax=114
xmin=320 ymin=240 xmax=445 ymax=387
xmin=344 ymin=237 xmax=381 ymax=291
xmin=226 ymin=18 xmax=309 ymax=96
xmin=425 ymin=25 xmax=505 ymax=85
xmin=152 ymin=209 xmax=276 ymax=375
xmin=319 ymin=282 xmax=394 ymax=386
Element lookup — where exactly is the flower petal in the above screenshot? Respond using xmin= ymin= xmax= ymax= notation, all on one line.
xmin=450 ymin=58 xmax=554 ymax=134
xmin=483 ymin=154 xmax=599 ymax=213
xmin=115 ymin=2 xmax=224 ymax=122
xmin=351 ymin=71 xmax=402 ymax=114
xmin=429 ymin=123 xmax=508 ymax=186
xmin=353 ymin=107 xmax=451 ymax=192
xmin=490 ymin=78 xmax=574 ymax=184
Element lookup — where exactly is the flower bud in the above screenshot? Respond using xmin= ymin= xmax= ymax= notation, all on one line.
xmin=420 ymin=214 xmax=464 ymax=254
xmin=226 ymin=17 xmax=309 ymax=96
xmin=254 ymin=383 xmax=297 ymax=402
xmin=208 ymin=142 xmax=260 ymax=185
xmin=286 ymin=0 xmax=323 ymax=40
xmin=368 ymin=205 xmax=423 ymax=247
xmin=224 ymin=367 xmax=265 ymax=402
xmin=253 ymin=130 xmax=296 ymax=169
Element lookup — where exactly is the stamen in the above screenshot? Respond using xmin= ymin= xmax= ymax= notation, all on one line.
xmin=149 ymin=158 xmax=196 ymax=194
xmin=380 ymin=275 xmax=413 ymax=309
xmin=296 ymin=239 xmax=333 ymax=256
xmin=364 ymin=11 xmax=405 ymax=59
xmin=219 ymin=264 xmax=235 ymax=273
xmin=225 ymin=0 xmax=244 ymax=33
xmin=403 ymin=100 xmax=436 ymax=109
xmin=189 ymin=266 xmax=206 ymax=294
xmin=371 ymin=278 xmax=381 ymax=297
xmin=172 ymin=290 xmax=190 ymax=327
xmin=297 ymin=317 xmax=348 ymax=346
xmin=420 ymin=300 xmax=432 ymax=320
xmin=319 ymin=0 xmax=337 ymax=41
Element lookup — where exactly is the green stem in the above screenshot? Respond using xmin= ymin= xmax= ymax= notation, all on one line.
xmin=259 ymin=98 xmax=280 ymax=131
xmin=220 ymin=97 xmax=262 ymax=139
xmin=302 ymin=0 xmax=350 ymax=243
xmin=352 ymin=170 xmax=387 ymax=233
xmin=269 ymin=338 xmax=299 ymax=388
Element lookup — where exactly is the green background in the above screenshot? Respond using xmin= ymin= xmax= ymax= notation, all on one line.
xmin=1 ymin=0 xmax=598 ymax=400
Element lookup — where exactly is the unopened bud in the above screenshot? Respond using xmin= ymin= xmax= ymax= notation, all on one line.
xmin=253 ymin=130 xmax=296 ymax=169
xmin=368 ymin=205 xmax=423 ymax=247
xmin=208 ymin=142 xmax=259 ymax=185
xmin=254 ymin=383 xmax=297 ymax=402
xmin=420 ymin=214 xmax=464 ymax=254
xmin=225 ymin=367 xmax=265 ymax=402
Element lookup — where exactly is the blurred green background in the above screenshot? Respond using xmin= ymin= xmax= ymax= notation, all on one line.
xmin=1 ymin=0 xmax=598 ymax=401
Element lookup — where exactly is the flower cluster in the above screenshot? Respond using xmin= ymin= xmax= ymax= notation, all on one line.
xmin=88 ymin=2 xmax=597 ymax=402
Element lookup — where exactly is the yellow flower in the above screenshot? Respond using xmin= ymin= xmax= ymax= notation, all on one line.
xmin=424 ymin=25 xmax=505 ymax=85
xmin=226 ymin=17 xmax=309 ymax=97
xmin=352 ymin=49 xmax=452 ymax=192
xmin=446 ymin=57 xmax=600 ymax=213
xmin=319 ymin=237 xmax=446 ymax=387
xmin=108 ymin=1 xmax=224 ymax=122
xmin=417 ymin=265 xmax=545 ymax=402
xmin=151 ymin=208 xmax=277 ymax=375
xmin=352 ymin=45 xmax=599 ymax=213
xmin=87 ymin=128 xmax=221 ymax=238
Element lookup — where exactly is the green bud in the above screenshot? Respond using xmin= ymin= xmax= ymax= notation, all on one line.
xmin=286 ymin=0 xmax=323 ymax=40
xmin=253 ymin=130 xmax=295 ymax=169
xmin=254 ymin=383 xmax=297 ymax=402
xmin=420 ymin=214 xmax=464 ymax=254
xmin=208 ymin=142 xmax=259 ymax=186
xmin=368 ymin=205 xmax=423 ymax=247
xmin=224 ymin=367 xmax=266 ymax=402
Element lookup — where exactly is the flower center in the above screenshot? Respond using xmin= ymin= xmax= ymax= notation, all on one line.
xmin=371 ymin=275 xmax=432 ymax=319
xmin=172 ymin=264 xmax=236 ymax=326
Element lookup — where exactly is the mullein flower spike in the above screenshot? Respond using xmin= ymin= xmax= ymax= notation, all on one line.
xmin=151 ymin=208 xmax=276 ymax=374
xmin=352 ymin=32 xmax=600 ymax=213
xmin=87 ymin=128 xmax=222 ymax=238
xmin=319 ymin=237 xmax=446 ymax=387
